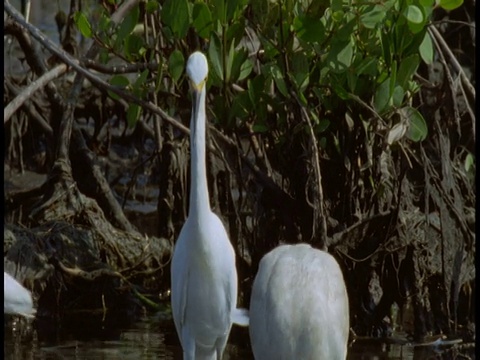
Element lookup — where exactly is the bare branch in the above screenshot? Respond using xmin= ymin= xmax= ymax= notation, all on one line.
xmin=5 ymin=81 xmax=54 ymax=138
xmin=4 ymin=64 xmax=68 ymax=123
xmin=4 ymin=1 xmax=189 ymax=135
xmin=84 ymin=59 xmax=160 ymax=75
xmin=429 ymin=25 xmax=475 ymax=100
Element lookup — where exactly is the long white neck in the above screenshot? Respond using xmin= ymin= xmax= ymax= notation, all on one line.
xmin=189 ymin=87 xmax=211 ymax=218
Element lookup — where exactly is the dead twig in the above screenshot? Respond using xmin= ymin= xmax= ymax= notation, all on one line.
xmin=4 ymin=81 xmax=54 ymax=138
xmin=429 ymin=25 xmax=475 ymax=101
xmin=84 ymin=59 xmax=161 ymax=75
xmin=4 ymin=64 xmax=69 ymax=123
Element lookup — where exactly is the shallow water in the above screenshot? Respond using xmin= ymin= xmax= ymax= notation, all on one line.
xmin=4 ymin=314 xmax=471 ymax=360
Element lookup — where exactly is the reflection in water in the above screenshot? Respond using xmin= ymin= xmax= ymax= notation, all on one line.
xmin=4 ymin=314 xmax=470 ymax=360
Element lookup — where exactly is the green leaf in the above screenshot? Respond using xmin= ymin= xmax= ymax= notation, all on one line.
xmin=291 ymin=52 xmax=310 ymax=93
xmin=464 ymin=153 xmax=474 ymax=172
xmin=404 ymin=5 xmax=424 ymax=24
xmin=346 ymin=70 xmax=357 ymax=92
xmin=392 ymin=85 xmax=405 ymax=107
xmin=99 ymin=48 xmax=109 ymax=64
xmin=161 ymin=0 xmax=190 ymax=39
xmin=192 ymin=2 xmax=213 ymax=39
xmin=99 ymin=13 xmax=111 ymax=33
xmin=293 ymin=16 xmax=325 ymax=43
xmin=390 ymin=60 xmax=397 ymax=98
xmin=124 ymin=34 xmax=144 ymax=60
xmin=327 ymin=38 xmax=354 ymax=73
xmin=226 ymin=21 xmax=245 ymax=47
xmin=419 ymin=32 xmax=434 ymax=64
xmin=319 ymin=137 xmax=327 ymax=149
xmin=213 ymin=0 xmax=226 ymax=24
xmin=226 ymin=0 xmax=247 ymax=22
xmin=380 ymin=28 xmax=393 ymax=67
xmin=402 ymin=106 xmax=428 ymax=142
xmin=355 ymin=57 xmax=378 ymax=76
xmin=332 ymin=82 xmax=350 ymax=100
xmin=108 ymin=75 xmax=130 ymax=100
xmin=230 ymin=48 xmax=249 ymax=82
xmin=127 ymin=104 xmax=141 ymax=128
xmin=331 ymin=0 xmax=343 ymax=12
xmin=132 ymin=69 xmax=149 ymax=98
xmin=332 ymin=10 xmax=344 ymax=22
xmin=336 ymin=17 xmax=356 ymax=41
xmin=374 ymin=77 xmax=392 ymax=113
xmin=437 ymin=0 xmax=464 ymax=10
xmin=252 ymin=123 xmax=269 ymax=133
xmin=404 ymin=5 xmax=426 ymax=33
xmin=116 ymin=5 xmax=140 ymax=47
xmin=260 ymin=36 xmax=280 ymax=59
xmin=360 ymin=6 xmax=386 ymax=29
xmin=229 ymin=91 xmax=250 ymax=121
xmin=226 ymin=40 xmax=235 ymax=82
xmin=238 ymin=58 xmax=253 ymax=81
xmin=134 ymin=69 xmax=149 ymax=89
xmin=269 ymin=64 xmax=288 ymax=97
xmin=168 ymin=50 xmax=185 ymax=83
xmin=208 ymin=33 xmax=223 ymax=81
xmin=420 ymin=0 xmax=435 ymax=6
xmin=397 ymin=55 xmax=419 ymax=90
xmin=248 ymin=75 xmax=266 ymax=107
xmin=317 ymin=118 xmax=330 ymax=133
xmin=145 ymin=0 xmax=159 ymax=14
xmin=74 ymin=12 xmax=93 ymax=38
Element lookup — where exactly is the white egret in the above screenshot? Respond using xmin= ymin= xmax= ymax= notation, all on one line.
xmin=249 ymin=244 xmax=349 ymax=360
xmin=4 ymin=271 xmax=36 ymax=318
xmin=171 ymin=51 xmax=246 ymax=360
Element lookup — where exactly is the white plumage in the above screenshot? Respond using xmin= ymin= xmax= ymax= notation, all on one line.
xmin=249 ymin=244 xmax=349 ymax=360
xmin=4 ymin=271 xmax=36 ymax=318
xmin=171 ymin=51 xmax=242 ymax=360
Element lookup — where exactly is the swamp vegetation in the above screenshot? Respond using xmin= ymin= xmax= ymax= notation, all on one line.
xmin=3 ymin=0 xmax=475 ymax=354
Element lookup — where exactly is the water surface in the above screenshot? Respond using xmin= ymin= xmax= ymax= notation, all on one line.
xmin=4 ymin=314 xmax=468 ymax=360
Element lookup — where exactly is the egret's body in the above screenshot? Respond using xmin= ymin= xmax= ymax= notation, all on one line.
xmin=4 ymin=271 xmax=36 ymax=318
xmin=249 ymin=244 xmax=349 ymax=360
xmin=171 ymin=51 xmax=239 ymax=360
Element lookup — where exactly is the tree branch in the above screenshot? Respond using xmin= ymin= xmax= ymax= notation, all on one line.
xmin=4 ymin=64 xmax=68 ymax=123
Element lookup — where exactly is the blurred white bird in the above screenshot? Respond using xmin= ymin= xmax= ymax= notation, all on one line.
xmin=4 ymin=271 xmax=36 ymax=318
xmin=171 ymin=51 xmax=247 ymax=360
xmin=249 ymin=244 xmax=349 ymax=360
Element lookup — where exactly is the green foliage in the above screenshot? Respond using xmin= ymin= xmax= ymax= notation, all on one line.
xmin=108 ymin=75 xmax=130 ymax=101
xmin=162 ymin=0 xmax=190 ymax=39
xmin=419 ymin=32 xmax=434 ymax=64
xmin=437 ymin=0 xmax=464 ymax=10
xmin=74 ymin=12 xmax=92 ymax=38
xmin=168 ymin=50 xmax=185 ymax=84
xmin=401 ymin=106 xmax=428 ymax=142
xmin=192 ymin=3 xmax=213 ymax=38
xmin=464 ymin=153 xmax=474 ymax=173
xmin=73 ymin=0 xmax=442 ymax=138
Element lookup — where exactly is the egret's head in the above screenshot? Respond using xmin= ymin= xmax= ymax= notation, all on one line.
xmin=186 ymin=51 xmax=208 ymax=92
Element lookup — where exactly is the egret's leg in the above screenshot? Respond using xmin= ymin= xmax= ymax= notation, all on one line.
xmin=182 ymin=326 xmax=195 ymax=360
xmin=215 ymin=334 xmax=229 ymax=360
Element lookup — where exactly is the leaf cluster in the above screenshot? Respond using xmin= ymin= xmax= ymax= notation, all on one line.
xmin=72 ymin=0 xmax=465 ymax=148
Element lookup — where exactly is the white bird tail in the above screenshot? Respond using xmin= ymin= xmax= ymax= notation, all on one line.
xmin=232 ymin=308 xmax=249 ymax=327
